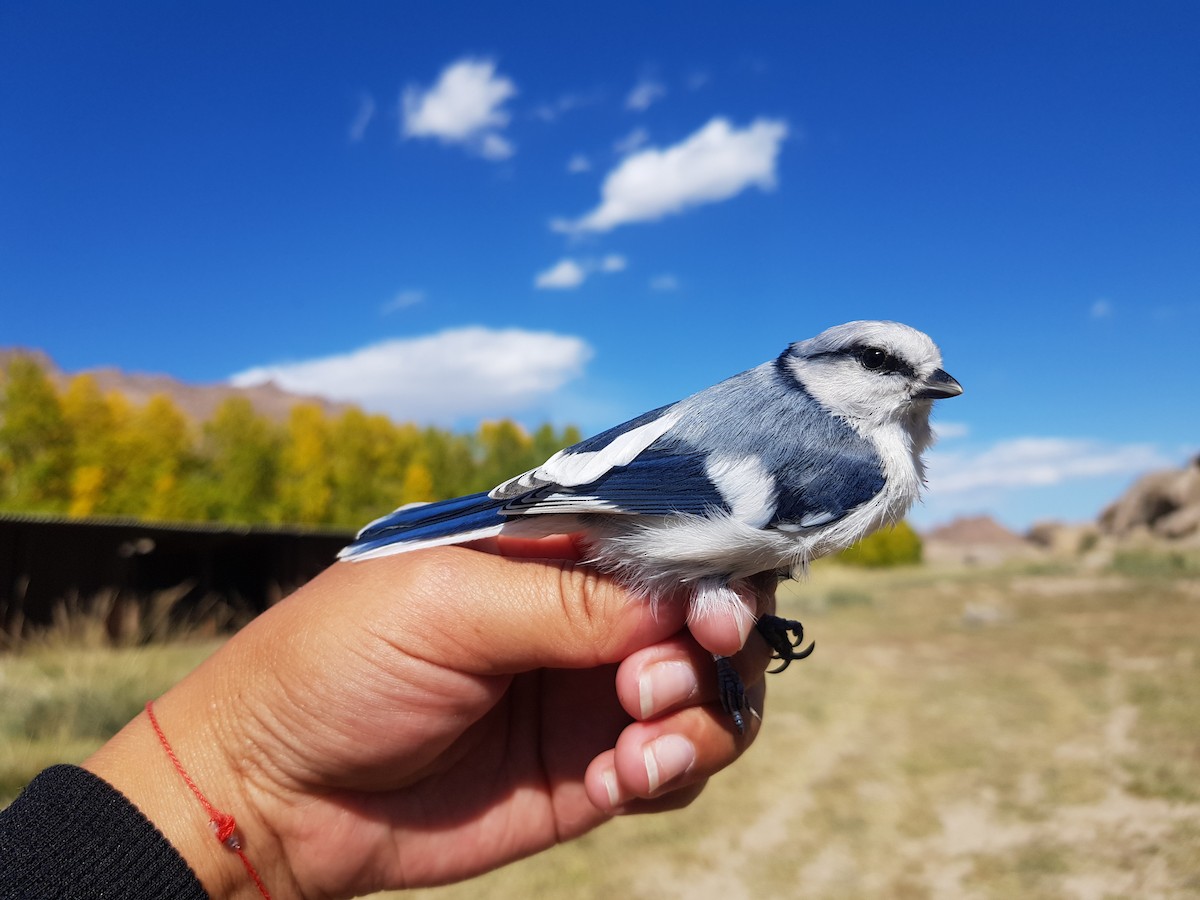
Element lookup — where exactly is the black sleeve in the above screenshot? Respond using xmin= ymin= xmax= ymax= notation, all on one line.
xmin=0 ymin=764 xmax=209 ymax=899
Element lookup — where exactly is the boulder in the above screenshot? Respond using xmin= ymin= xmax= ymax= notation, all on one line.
xmin=1099 ymin=455 xmax=1200 ymax=541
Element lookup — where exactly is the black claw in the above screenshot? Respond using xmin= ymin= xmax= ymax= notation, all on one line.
xmin=714 ymin=655 xmax=747 ymax=734
xmin=756 ymin=614 xmax=816 ymax=674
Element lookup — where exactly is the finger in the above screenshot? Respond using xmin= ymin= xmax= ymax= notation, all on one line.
xmin=323 ymin=546 xmax=688 ymax=676
xmin=614 ymin=631 xmax=775 ymax=722
xmin=684 ymin=572 xmax=779 ymax=658
xmin=685 ymin=592 xmax=756 ymax=658
xmin=462 ymin=533 xmax=586 ymax=560
xmin=617 ymin=779 xmax=708 ymax=816
xmin=584 ymin=678 xmax=766 ymax=811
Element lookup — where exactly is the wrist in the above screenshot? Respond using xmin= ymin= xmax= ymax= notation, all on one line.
xmin=84 ymin=675 xmax=299 ymax=899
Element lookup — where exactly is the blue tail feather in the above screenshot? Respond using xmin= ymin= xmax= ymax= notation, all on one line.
xmin=340 ymin=492 xmax=507 ymax=559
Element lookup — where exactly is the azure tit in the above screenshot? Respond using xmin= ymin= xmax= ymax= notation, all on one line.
xmin=340 ymin=320 xmax=962 ymax=732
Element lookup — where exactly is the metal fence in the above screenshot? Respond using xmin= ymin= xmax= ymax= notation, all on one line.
xmin=0 ymin=513 xmax=352 ymax=640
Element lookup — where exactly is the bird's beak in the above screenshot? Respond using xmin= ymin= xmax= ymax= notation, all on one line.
xmin=914 ymin=368 xmax=963 ymax=400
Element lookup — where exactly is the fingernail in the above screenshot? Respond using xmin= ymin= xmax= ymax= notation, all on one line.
xmin=736 ymin=605 xmax=755 ymax=647
xmin=602 ymin=767 xmax=620 ymax=808
xmin=643 ymin=734 xmax=696 ymax=794
xmin=639 ymin=662 xmax=699 ymax=719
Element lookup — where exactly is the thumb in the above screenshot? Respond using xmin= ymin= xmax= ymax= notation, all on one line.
xmin=334 ymin=546 xmax=688 ymax=676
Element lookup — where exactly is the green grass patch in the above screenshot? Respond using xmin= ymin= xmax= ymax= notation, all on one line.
xmin=1109 ymin=548 xmax=1200 ymax=578
xmin=0 ymin=641 xmax=218 ymax=803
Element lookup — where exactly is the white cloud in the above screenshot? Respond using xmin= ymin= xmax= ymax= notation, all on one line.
xmin=532 ymin=92 xmax=596 ymax=122
xmin=230 ymin=327 xmax=591 ymax=423
xmin=567 ymin=153 xmax=592 ymax=173
xmin=478 ymin=132 xmax=515 ymax=161
xmin=348 ymin=94 xmax=376 ymax=142
xmin=1090 ymin=298 xmax=1114 ymax=319
xmin=649 ymin=274 xmax=679 ymax=291
xmin=401 ymin=58 xmax=517 ymax=159
xmin=626 ymin=78 xmax=666 ymax=111
xmin=555 ymin=117 xmax=788 ymax=234
xmin=613 ymin=127 xmax=650 ymax=156
xmin=535 ymin=259 xmax=587 ymax=289
xmin=927 ymin=437 xmax=1170 ymax=496
xmin=381 ymin=289 xmax=425 ymax=314
xmin=535 ymin=255 xmax=627 ymax=289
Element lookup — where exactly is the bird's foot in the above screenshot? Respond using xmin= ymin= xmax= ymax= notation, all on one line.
xmin=756 ymin=614 xmax=815 ymax=674
xmin=714 ymin=655 xmax=747 ymax=734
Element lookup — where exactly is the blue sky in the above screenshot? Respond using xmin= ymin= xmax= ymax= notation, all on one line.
xmin=2 ymin=1 xmax=1198 ymax=529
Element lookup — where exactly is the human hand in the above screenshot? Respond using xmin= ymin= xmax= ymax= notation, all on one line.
xmin=86 ymin=537 xmax=774 ymax=899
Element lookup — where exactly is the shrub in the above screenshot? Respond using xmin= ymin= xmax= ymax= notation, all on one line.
xmin=839 ymin=521 xmax=923 ymax=567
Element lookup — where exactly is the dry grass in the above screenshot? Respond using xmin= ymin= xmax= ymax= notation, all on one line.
xmin=3 ymin=556 xmax=1199 ymax=898
xmin=0 ymin=600 xmax=221 ymax=802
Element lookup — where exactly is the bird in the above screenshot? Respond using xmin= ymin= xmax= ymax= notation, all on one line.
xmin=339 ymin=320 xmax=963 ymax=731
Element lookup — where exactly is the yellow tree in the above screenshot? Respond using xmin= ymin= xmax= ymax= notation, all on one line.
xmin=474 ymin=420 xmax=536 ymax=492
xmin=420 ymin=427 xmax=477 ymax=499
xmin=61 ymin=373 xmax=118 ymax=516
xmin=276 ymin=403 xmax=334 ymax=524
xmin=94 ymin=390 xmax=136 ymax=515
xmin=132 ymin=394 xmax=195 ymax=521
xmin=92 ymin=391 xmax=194 ymax=519
xmin=532 ymin=422 xmax=581 ymax=466
xmin=200 ymin=396 xmax=281 ymax=522
xmin=0 ymin=355 xmax=74 ymax=512
xmin=400 ymin=459 xmax=435 ymax=505
xmin=328 ymin=408 xmax=402 ymax=527
xmin=384 ymin=420 xmax=423 ymax=491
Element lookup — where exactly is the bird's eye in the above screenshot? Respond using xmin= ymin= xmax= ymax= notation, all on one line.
xmin=860 ymin=348 xmax=889 ymax=370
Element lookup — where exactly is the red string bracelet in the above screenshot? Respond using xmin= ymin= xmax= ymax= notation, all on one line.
xmin=145 ymin=700 xmax=272 ymax=899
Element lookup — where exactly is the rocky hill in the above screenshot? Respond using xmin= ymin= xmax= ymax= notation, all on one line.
xmin=0 ymin=347 xmax=354 ymax=424
xmin=922 ymin=514 xmax=1040 ymax=565
xmin=1097 ymin=454 xmax=1200 ymax=544
xmin=925 ymin=455 xmax=1200 ymax=564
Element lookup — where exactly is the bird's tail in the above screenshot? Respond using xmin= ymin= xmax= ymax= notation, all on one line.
xmin=338 ymin=492 xmax=508 ymax=561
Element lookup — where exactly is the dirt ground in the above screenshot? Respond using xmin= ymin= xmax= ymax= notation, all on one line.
xmin=398 ymin=559 xmax=1200 ymax=900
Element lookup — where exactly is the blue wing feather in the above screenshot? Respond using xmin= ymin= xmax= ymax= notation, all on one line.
xmin=502 ymin=451 xmax=726 ymax=516
xmin=556 ymin=404 xmax=677 ymax=457
xmin=341 ymin=492 xmax=506 ymax=558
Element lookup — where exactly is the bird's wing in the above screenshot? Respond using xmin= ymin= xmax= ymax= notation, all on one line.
xmin=489 ymin=404 xmax=682 ymax=499
xmin=339 ymin=491 xmax=509 ymax=560
xmin=498 ymin=439 xmax=885 ymax=529
xmin=487 ymin=399 xmax=751 ymax=517
xmin=767 ymin=447 xmax=886 ymax=530
xmin=500 ymin=449 xmax=729 ymax=516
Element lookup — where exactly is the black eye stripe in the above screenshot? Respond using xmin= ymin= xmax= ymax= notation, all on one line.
xmin=802 ymin=345 xmax=917 ymax=377
xmin=854 ymin=344 xmax=915 ymax=377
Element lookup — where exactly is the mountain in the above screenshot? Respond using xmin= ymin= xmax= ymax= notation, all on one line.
xmin=0 ymin=347 xmax=355 ymax=424
xmin=923 ymin=515 xmax=1026 ymax=546
xmin=921 ymin=515 xmax=1038 ymax=566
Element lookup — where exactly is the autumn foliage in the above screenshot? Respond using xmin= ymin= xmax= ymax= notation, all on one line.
xmin=0 ymin=356 xmax=581 ymax=528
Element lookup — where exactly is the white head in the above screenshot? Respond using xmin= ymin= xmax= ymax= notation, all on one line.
xmin=781 ymin=320 xmax=962 ymax=437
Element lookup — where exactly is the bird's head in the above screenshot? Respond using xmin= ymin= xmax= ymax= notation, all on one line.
xmin=780 ymin=320 xmax=962 ymax=434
